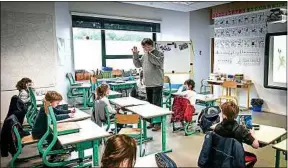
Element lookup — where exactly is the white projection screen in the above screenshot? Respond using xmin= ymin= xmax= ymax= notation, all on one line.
xmin=264 ymin=32 xmax=287 ymax=90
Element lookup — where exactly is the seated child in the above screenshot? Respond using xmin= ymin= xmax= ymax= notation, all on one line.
xmin=214 ymin=101 xmax=259 ymax=167
xmin=181 ymin=79 xmax=197 ymax=105
xmin=101 ymin=135 xmax=137 ymax=168
xmin=32 ymin=91 xmax=75 ymax=160
xmin=96 ymin=83 xmax=118 ymax=114
xmin=93 ymin=84 xmax=123 ymax=131
xmin=16 ymin=77 xmax=33 ymax=105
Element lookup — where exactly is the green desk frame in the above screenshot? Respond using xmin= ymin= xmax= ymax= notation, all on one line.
xmin=9 ymin=127 xmax=39 ymax=168
xmin=37 ymin=106 xmax=102 ymax=167
xmin=139 ymin=115 xmax=172 ymax=157
xmin=109 ymin=82 xmax=136 ymax=97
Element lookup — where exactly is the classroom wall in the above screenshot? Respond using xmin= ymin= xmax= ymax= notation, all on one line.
xmin=55 ymin=2 xmax=74 ymax=101
xmin=211 ymin=2 xmax=287 ymax=115
xmin=189 ymin=8 xmax=212 ymax=92
xmin=0 ymin=2 xmax=57 ymax=123
xmin=69 ymin=2 xmax=190 ymax=41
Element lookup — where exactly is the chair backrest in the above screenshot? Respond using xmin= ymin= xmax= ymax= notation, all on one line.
xmin=104 ymin=106 xmax=111 ymax=131
xmin=66 ymin=73 xmax=75 ymax=85
xmin=90 ymin=76 xmax=97 ymax=91
xmin=222 ymin=81 xmax=237 ymax=89
xmin=115 ymin=114 xmax=139 ymax=124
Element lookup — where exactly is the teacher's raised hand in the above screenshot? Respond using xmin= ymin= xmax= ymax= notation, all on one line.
xmin=132 ymin=46 xmax=139 ymax=56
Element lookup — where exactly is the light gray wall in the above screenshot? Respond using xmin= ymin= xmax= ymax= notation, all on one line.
xmin=55 ymin=2 xmax=74 ymax=101
xmin=1 ymin=2 xmax=57 ymax=122
xmin=189 ymin=8 xmax=211 ymax=92
xmin=69 ymin=2 xmax=190 ymax=41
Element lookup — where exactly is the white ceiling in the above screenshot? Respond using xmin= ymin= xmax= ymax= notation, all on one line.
xmin=122 ymin=1 xmax=229 ymax=12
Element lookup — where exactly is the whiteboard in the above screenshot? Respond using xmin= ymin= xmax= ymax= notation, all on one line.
xmin=155 ymin=41 xmax=192 ymax=74
xmin=1 ymin=10 xmax=57 ymax=91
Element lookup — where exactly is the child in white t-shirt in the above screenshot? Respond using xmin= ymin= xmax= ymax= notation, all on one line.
xmin=182 ymin=79 xmax=197 ymax=105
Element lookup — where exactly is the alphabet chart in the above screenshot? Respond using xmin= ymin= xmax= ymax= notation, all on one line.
xmin=214 ymin=10 xmax=269 ymax=67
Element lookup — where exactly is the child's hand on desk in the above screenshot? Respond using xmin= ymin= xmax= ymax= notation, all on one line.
xmin=68 ymin=113 xmax=75 ymax=118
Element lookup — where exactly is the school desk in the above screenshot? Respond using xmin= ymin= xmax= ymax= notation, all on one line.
xmin=205 ymin=79 xmax=253 ymax=110
xmin=210 ymin=123 xmax=286 ymax=145
xmin=57 ymin=108 xmax=90 ymax=123
xmin=126 ymin=104 xmax=173 ymax=156
xmin=57 ymin=120 xmax=110 ymax=167
xmin=135 ymin=154 xmax=157 ymax=167
xmin=71 ymin=83 xmax=91 ymax=110
xmin=273 ymin=139 xmax=287 ymax=168
xmin=110 ymin=96 xmax=149 ymax=107
xmin=97 ymin=77 xmax=131 ymax=83
xmin=109 ymin=81 xmax=137 ymax=96
xmin=108 ymin=90 xmax=122 ymax=99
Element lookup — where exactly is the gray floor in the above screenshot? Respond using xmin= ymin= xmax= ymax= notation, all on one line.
xmin=1 ymin=110 xmax=287 ymax=167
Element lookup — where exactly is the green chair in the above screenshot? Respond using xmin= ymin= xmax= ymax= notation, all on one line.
xmin=25 ymin=87 xmax=38 ymax=128
xmin=37 ymin=103 xmax=92 ymax=167
xmin=66 ymin=73 xmax=84 ymax=99
xmin=162 ymin=76 xmax=174 ymax=110
xmin=9 ymin=126 xmax=39 ymax=168
xmin=114 ymin=114 xmax=142 ymax=141
xmin=200 ymin=79 xmax=211 ymax=95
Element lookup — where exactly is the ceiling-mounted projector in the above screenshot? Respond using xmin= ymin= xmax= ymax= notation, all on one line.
xmin=267 ymin=8 xmax=287 ymax=23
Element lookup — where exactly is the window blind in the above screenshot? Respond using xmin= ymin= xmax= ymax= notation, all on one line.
xmin=72 ymin=15 xmax=160 ymax=33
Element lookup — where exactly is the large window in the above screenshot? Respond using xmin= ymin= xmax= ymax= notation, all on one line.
xmin=72 ymin=15 xmax=160 ymax=71
xmin=73 ymin=28 xmax=102 ymax=70
xmin=105 ymin=30 xmax=152 ymax=55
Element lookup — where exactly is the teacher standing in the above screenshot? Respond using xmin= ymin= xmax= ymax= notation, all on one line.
xmin=132 ymin=38 xmax=164 ymax=131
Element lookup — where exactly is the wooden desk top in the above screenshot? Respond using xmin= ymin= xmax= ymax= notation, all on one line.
xmin=71 ymin=83 xmax=91 ymax=89
xmin=205 ymin=79 xmax=253 ymax=87
xmin=273 ymin=139 xmax=287 ymax=152
xmin=57 ymin=120 xmax=110 ymax=146
xmin=57 ymin=108 xmax=90 ymax=123
xmin=50 ymin=122 xmax=80 ymax=132
xmin=135 ymin=154 xmax=157 ymax=167
xmin=126 ymin=104 xmax=173 ymax=119
xmin=211 ymin=123 xmax=286 ymax=145
xmin=110 ymin=97 xmax=149 ymax=107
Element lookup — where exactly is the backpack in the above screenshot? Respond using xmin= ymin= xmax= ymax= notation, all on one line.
xmin=198 ymin=106 xmax=221 ymax=133
xmin=155 ymin=152 xmax=177 ymax=168
xmin=184 ymin=104 xmax=195 ymax=123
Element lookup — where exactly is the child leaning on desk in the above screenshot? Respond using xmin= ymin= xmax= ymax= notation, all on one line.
xmin=214 ymin=101 xmax=259 ymax=168
xmin=32 ymin=91 xmax=75 ymax=161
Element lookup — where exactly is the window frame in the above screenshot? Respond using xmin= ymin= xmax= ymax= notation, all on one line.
xmin=72 ymin=15 xmax=158 ymax=68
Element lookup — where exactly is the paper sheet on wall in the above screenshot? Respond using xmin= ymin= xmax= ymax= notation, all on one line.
xmin=57 ymin=37 xmax=65 ymax=66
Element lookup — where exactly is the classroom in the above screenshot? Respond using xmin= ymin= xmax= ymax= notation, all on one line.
xmin=1 ymin=1 xmax=287 ymax=167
